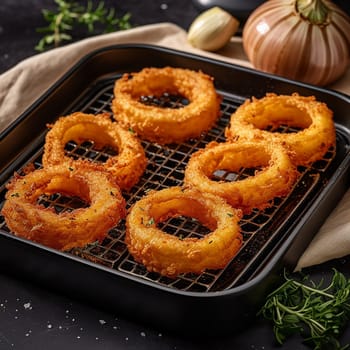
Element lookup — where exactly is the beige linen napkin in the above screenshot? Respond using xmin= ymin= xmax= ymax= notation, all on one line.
xmin=0 ymin=22 xmax=349 ymax=270
xmin=0 ymin=22 xmax=250 ymax=132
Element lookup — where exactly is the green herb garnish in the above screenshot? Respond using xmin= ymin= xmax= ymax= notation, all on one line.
xmin=259 ymin=269 xmax=350 ymax=349
xmin=35 ymin=0 xmax=132 ymax=51
xmin=146 ymin=218 xmax=155 ymax=227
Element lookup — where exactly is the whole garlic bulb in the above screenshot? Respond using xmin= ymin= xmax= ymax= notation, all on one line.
xmin=188 ymin=7 xmax=240 ymax=52
xmin=242 ymin=0 xmax=350 ymax=86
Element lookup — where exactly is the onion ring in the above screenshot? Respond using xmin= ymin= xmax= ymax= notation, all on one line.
xmin=125 ymin=186 xmax=242 ymax=277
xmin=225 ymin=93 xmax=336 ymax=166
xmin=1 ymin=162 xmax=126 ymax=251
xmin=184 ymin=140 xmax=298 ymax=213
xmin=111 ymin=67 xmax=222 ymax=144
xmin=42 ymin=112 xmax=147 ymax=191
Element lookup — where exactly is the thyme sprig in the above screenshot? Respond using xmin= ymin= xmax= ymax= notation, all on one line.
xmin=35 ymin=0 xmax=131 ymax=51
xmin=259 ymin=269 xmax=350 ymax=349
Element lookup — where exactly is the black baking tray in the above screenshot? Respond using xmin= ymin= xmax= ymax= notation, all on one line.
xmin=0 ymin=44 xmax=349 ymax=336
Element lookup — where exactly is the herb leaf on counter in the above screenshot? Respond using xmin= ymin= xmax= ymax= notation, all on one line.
xmin=35 ymin=0 xmax=131 ymax=51
xmin=259 ymin=269 xmax=350 ymax=349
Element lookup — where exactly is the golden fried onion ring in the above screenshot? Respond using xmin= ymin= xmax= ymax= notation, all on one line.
xmin=1 ymin=162 xmax=126 ymax=251
xmin=184 ymin=140 xmax=298 ymax=213
xmin=111 ymin=67 xmax=222 ymax=144
xmin=225 ymin=93 xmax=336 ymax=166
xmin=42 ymin=112 xmax=147 ymax=191
xmin=125 ymin=186 xmax=242 ymax=277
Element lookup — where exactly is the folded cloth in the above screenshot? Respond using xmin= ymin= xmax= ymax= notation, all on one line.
xmin=0 ymin=23 xmax=250 ymax=133
xmin=0 ymin=22 xmax=349 ymax=270
xmin=295 ymin=189 xmax=350 ymax=270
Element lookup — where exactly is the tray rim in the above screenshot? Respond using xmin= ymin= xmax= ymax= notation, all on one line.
xmin=2 ymin=43 xmax=350 ymax=140
xmin=0 ymin=43 xmax=350 ymax=299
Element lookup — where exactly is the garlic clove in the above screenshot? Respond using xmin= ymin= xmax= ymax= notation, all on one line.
xmin=187 ymin=7 xmax=240 ymax=52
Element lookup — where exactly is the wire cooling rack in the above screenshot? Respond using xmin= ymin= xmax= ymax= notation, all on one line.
xmin=0 ymin=80 xmax=336 ymax=293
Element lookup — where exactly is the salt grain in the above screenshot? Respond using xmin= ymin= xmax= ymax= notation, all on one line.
xmin=23 ymin=302 xmax=31 ymax=310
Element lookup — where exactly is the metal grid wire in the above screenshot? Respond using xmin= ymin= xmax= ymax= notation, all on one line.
xmin=0 ymin=83 xmax=336 ymax=293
